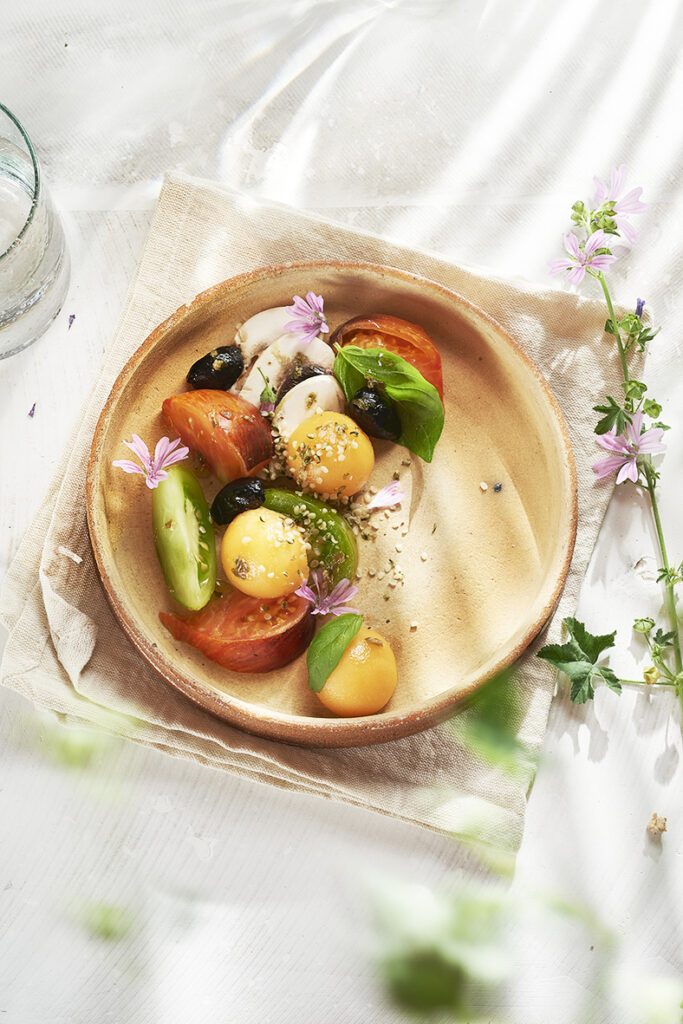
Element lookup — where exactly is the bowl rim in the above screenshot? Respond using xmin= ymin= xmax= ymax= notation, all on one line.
xmin=86 ymin=259 xmax=578 ymax=748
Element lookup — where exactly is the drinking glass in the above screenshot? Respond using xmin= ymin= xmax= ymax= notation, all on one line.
xmin=0 ymin=103 xmax=70 ymax=359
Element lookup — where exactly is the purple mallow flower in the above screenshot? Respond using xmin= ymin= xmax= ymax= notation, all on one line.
xmin=593 ymin=164 xmax=647 ymax=245
xmin=635 ymin=297 xmax=645 ymax=318
xmin=113 ymin=434 xmax=189 ymax=489
xmin=549 ymin=229 xmax=617 ymax=285
xmin=285 ymin=291 xmax=329 ymax=344
xmin=592 ymin=411 xmax=666 ymax=485
xmin=367 ymin=480 xmax=406 ymax=510
xmin=295 ymin=569 xmax=360 ymax=616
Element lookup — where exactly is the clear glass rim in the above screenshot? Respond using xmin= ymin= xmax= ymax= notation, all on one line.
xmin=0 ymin=102 xmax=41 ymax=262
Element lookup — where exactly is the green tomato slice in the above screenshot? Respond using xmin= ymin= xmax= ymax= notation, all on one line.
xmin=152 ymin=466 xmax=217 ymax=610
xmin=263 ymin=488 xmax=358 ymax=586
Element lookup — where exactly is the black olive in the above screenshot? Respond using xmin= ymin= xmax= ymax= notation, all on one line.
xmin=348 ymin=387 xmax=402 ymax=441
xmin=186 ymin=345 xmax=244 ymax=390
xmin=275 ymin=360 xmax=328 ymax=405
xmin=210 ymin=477 xmax=266 ymax=525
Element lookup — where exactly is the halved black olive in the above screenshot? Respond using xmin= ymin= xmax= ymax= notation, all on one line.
xmin=275 ymin=360 xmax=328 ymax=405
xmin=348 ymin=387 xmax=401 ymax=442
xmin=187 ymin=345 xmax=244 ymax=391
xmin=210 ymin=477 xmax=266 ymax=525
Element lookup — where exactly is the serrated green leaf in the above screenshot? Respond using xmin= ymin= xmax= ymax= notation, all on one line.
xmin=593 ymin=395 xmax=629 ymax=435
xmin=564 ymin=616 xmax=617 ymax=661
xmin=306 ymin=613 xmax=363 ymax=692
xmin=538 ymin=617 xmax=619 ymax=704
xmin=652 ymin=628 xmax=676 ymax=649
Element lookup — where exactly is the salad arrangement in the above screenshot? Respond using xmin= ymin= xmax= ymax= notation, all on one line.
xmin=114 ymin=292 xmax=445 ymax=718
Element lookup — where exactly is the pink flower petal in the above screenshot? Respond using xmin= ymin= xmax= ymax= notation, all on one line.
xmin=595 ymin=430 xmax=630 ymax=454
xmin=593 ymin=175 xmax=608 ymax=206
xmin=584 ymin=229 xmax=607 ymax=257
xmin=626 ymin=410 xmax=645 ymax=441
xmin=367 ymin=481 xmax=406 ymax=509
xmin=566 ymin=265 xmax=586 ymax=285
xmin=610 ymin=164 xmax=627 ymax=199
xmin=124 ymin=434 xmax=152 ymax=467
xmin=154 ymin=436 xmax=173 ymax=467
xmin=638 ymin=430 xmax=667 ymax=455
xmin=592 ymin=454 xmax=628 ymax=479
xmin=616 ymin=458 xmax=639 ymax=485
xmin=615 ymin=215 xmax=637 ymax=245
xmin=112 ymin=459 xmax=145 ymax=476
xmin=615 ymin=186 xmax=647 ymax=215
xmin=549 ymin=258 xmax=574 ymax=276
xmin=563 ymin=232 xmax=581 ymax=259
xmin=588 ymin=254 xmax=617 ymax=273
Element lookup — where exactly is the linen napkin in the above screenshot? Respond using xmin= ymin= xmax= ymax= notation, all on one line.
xmin=0 ymin=172 xmax=627 ymax=853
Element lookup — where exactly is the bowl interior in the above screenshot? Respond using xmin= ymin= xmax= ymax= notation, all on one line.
xmin=87 ymin=262 xmax=576 ymax=746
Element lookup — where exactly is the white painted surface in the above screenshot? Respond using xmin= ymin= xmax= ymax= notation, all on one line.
xmin=1 ymin=2 xmax=682 ymax=1020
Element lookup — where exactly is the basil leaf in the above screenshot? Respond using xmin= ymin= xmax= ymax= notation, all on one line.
xmin=307 ymin=613 xmax=363 ymax=693
xmin=334 ymin=346 xmax=444 ymax=462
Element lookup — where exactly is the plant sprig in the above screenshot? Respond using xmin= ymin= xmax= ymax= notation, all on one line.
xmin=545 ymin=165 xmax=682 ymax=705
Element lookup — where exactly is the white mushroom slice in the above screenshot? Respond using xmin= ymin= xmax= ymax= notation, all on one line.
xmin=235 ymin=306 xmax=320 ymax=364
xmin=272 ymin=375 xmax=346 ymax=439
xmin=238 ymin=335 xmax=335 ymax=407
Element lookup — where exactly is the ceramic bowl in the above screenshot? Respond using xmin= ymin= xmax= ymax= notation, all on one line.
xmin=86 ymin=262 xmax=577 ymax=747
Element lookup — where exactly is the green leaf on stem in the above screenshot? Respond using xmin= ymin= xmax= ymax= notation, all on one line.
xmin=636 ymin=325 xmax=660 ymax=352
xmin=656 ymin=565 xmax=683 ymax=586
xmin=538 ymin=617 xmax=622 ymax=704
xmin=593 ymin=395 xmax=630 ymax=435
xmin=652 ymin=628 xmax=676 ymax=649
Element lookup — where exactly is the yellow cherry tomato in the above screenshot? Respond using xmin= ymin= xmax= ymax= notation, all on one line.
xmin=286 ymin=411 xmax=374 ymax=498
xmin=221 ymin=507 xmax=309 ymax=599
xmin=317 ymin=627 xmax=397 ymax=716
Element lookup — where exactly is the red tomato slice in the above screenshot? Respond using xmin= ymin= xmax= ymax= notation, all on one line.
xmin=331 ymin=314 xmax=444 ymax=399
xmin=162 ymin=390 xmax=272 ymax=483
xmin=160 ymin=590 xmax=314 ymax=673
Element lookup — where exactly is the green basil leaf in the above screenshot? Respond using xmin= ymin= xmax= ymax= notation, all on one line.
xmin=307 ymin=613 xmax=363 ymax=693
xmin=334 ymin=346 xmax=445 ymax=462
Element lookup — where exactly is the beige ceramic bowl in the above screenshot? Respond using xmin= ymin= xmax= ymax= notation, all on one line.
xmin=86 ymin=262 xmax=577 ymax=748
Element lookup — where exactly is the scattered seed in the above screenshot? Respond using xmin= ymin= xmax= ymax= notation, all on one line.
xmin=494 ymin=482 xmax=502 ymax=492
xmin=410 ymin=621 xmax=418 ymax=631
xmin=420 ymin=552 xmax=428 ymax=562
xmin=395 ymin=543 xmax=403 ymax=552
xmin=480 ymin=481 xmax=488 ymax=492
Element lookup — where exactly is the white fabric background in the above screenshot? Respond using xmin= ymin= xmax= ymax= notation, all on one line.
xmin=1 ymin=2 xmax=682 ymax=1021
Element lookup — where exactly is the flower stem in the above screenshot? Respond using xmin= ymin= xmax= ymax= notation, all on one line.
xmin=643 ymin=464 xmax=683 ymax=680
xmin=597 ymin=272 xmax=630 ymax=384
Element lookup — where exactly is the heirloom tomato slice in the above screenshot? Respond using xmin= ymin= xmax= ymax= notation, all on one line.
xmin=162 ymin=390 xmax=272 ymax=484
xmin=160 ymin=590 xmax=314 ymax=673
xmin=331 ymin=314 xmax=444 ymax=399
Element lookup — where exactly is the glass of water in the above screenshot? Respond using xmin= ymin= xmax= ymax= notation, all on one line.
xmin=0 ymin=103 xmax=70 ymax=359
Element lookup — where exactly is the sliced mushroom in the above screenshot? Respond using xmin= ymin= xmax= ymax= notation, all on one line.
xmin=235 ymin=306 xmax=320 ymax=364
xmin=237 ymin=335 xmax=335 ymax=407
xmin=272 ymin=375 xmax=346 ymax=439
